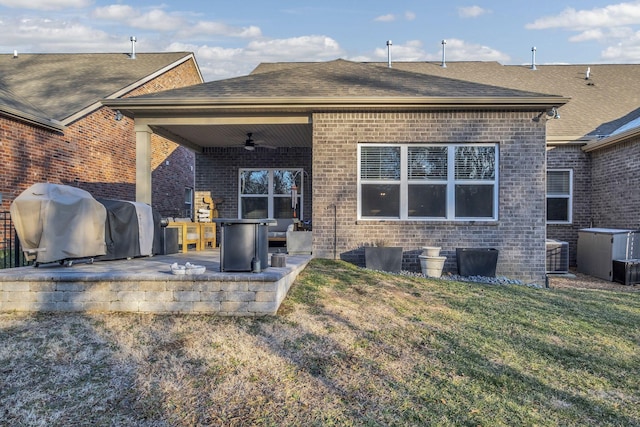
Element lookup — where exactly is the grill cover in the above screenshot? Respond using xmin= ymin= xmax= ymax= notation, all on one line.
xmin=96 ymin=199 xmax=141 ymax=261
xmin=10 ymin=183 xmax=107 ymax=263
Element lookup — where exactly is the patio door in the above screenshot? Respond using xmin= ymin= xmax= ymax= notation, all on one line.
xmin=238 ymin=169 xmax=303 ymax=220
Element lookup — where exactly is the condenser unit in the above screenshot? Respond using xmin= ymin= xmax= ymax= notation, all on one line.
xmin=546 ymin=239 xmax=569 ymax=274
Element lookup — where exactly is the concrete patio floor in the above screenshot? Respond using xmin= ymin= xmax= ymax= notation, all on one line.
xmin=0 ymin=249 xmax=313 ymax=315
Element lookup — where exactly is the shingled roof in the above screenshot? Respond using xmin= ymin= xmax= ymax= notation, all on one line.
xmin=135 ymin=58 xmax=558 ymax=100
xmin=0 ymin=76 xmax=63 ymax=131
xmin=253 ymin=61 xmax=640 ymax=144
xmin=0 ymin=52 xmax=198 ymax=125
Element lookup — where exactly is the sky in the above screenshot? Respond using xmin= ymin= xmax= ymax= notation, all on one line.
xmin=2 ymin=0 xmax=640 ymax=81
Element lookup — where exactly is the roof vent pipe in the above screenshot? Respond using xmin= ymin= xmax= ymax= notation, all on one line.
xmin=13 ymin=50 xmax=17 ymax=59
xmin=441 ymin=39 xmax=447 ymax=68
xmin=586 ymin=66 xmax=591 ymax=80
xmin=130 ymin=36 xmax=137 ymax=59
xmin=531 ymin=46 xmax=537 ymax=70
xmin=386 ymin=40 xmax=392 ymax=68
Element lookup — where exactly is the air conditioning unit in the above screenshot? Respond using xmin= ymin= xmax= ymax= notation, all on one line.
xmin=546 ymin=239 xmax=569 ymax=273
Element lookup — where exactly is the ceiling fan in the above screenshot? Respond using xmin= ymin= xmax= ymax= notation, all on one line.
xmin=243 ymin=132 xmax=276 ymax=151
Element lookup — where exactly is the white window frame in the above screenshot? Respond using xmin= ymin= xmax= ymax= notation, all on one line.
xmin=238 ymin=168 xmax=304 ymax=219
xmin=546 ymin=168 xmax=573 ymax=224
xmin=357 ymin=143 xmax=499 ymax=221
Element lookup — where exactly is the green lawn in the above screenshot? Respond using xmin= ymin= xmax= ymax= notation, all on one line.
xmin=1 ymin=258 xmax=638 ymax=426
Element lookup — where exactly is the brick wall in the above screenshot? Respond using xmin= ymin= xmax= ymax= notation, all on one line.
xmin=195 ymin=146 xmax=313 ymax=221
xmin=546 ymin=144 xmax=592 ymax=266
xmin=151 ymin=136 xmax=195 ymax=218
xmin=312 ymin=111 xmax=548 ymax=283
xmin=0 ymin=58 xmax=200 ymax=219
xmin=590 ymin=137 xmax=640 ymax=230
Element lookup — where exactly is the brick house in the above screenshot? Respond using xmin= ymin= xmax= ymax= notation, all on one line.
xmin=0 ymin=52 xmax=203 ymax=221
xmin=356 ymin=62 xmax=640 ymax=268
xmin=105 ymin=59 xmax=568 ymax=283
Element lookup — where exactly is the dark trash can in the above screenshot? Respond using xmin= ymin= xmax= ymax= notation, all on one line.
xmin=214 ymin=219 xmax=276 ymax=272
xmin=456 ymin=248 xmax=499 ymax=277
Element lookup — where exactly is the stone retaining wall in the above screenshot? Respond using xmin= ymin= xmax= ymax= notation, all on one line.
xmin=0 ymin=262 xmax=307 ymax=316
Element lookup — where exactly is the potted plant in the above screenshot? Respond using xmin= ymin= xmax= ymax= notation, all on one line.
xmin=364 ymin=240 xmax=403 ymax=273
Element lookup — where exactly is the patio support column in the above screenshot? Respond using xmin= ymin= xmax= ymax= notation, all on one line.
xmin=135 ymin=124 xmax=153 ymax=204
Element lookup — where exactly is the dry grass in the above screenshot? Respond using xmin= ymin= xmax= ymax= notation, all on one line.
xmin=1 ymin=259 xmax=639 ymax=426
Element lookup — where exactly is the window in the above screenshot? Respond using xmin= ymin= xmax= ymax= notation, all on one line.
xmin=184 ymin=187 xmax=193 ymax=219
xmin=358 ymin=143 xmax=498 ymax=220
xmin=547 ymin=169 xmax=572 ymax=224
xmin=239 ymin=169 xmax=303 ymax=219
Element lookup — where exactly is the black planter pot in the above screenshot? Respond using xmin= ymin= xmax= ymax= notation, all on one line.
xmin=456 ymin=248 xmax=499 ymax=277
xmin=364 ymin=246 xmax=403 ymax=273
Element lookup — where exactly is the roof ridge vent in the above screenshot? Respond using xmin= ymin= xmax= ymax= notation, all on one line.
xmin=130 ymin=36 xmax=137 ymax=59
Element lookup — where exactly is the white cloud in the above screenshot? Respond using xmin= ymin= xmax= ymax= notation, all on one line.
xmin=367 ymin=38 xmax=509 ymax=63
xmin=600 ymin=30 xmax=640 ymax=61
xmin=92 ymin=5 xmax=135 ymax=21
xmin=0 ymin=0 xmax=90 ymax=10
xmin=93 ymin=6 xmax=186 ymax=31
xmin=569 ymin=27 xmax=634 ymax=42
xmin=372 ymin=39 xmax=426 ymax=61
xmin=245 ymin=35 xmax=343 ymax=60
xmin=525 ymin=2 xmax=640 ymax=63
xmin=569 ymin=28 xmax=605 ymax=42
xmin=166 ymin=42 xmax=248 ymax=79
xmin=128 ymin=9 xmax=185 ymax=31
xmin=429 ymin=38 xmax=510 ymax=62
xmin=374 ymin=14 xmax=395 ymax=22
xmin=5 ymin=17 xmax=116 ymax=51
xmin=93 ymin=5 xmax=260 ymax=37
xmin=177 ymin=21 xmax=262 ymax=39
xmin=374 ymin=12 xmax=417 ymax=23
xmin=458 ymin=6 xmax=490 ymax=18
xmin=167 ymin=35 xmax=345 ymax=81
xmin=526 ymin=2 xmax=640 ymax=30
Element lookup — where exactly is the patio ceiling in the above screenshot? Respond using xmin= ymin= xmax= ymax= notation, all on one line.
xmin=147 ymin=121 xmax=313 ymax=151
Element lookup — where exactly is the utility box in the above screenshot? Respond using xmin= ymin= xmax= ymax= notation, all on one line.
xmin=577 ymin=228 xmax=640 ymax=281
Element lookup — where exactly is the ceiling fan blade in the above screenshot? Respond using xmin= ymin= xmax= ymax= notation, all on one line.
xmin=257 ymin=143 xmax=277 ymax=150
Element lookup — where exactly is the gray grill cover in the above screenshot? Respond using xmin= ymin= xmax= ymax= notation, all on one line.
xmin=10 ymin=183 xmax=107 ymax=263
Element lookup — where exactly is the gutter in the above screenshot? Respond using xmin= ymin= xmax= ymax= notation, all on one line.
xmin=582 ymin=126 xmax=640 ymax=152
xmin=0 ymin=106 xmax=65 ymax=132
xmin=103 ymin=95 xmax=570 ymax=116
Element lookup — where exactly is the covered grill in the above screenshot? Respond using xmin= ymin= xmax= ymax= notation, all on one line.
xmin=10 ymin=183 xmax=107 ymax=264
xmin=11 ymin=183 xmax=162 ymax=266
xmin=96 ymin=199 xmax=161 ymax=260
